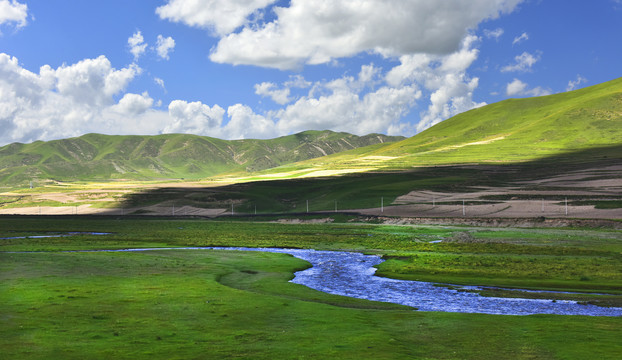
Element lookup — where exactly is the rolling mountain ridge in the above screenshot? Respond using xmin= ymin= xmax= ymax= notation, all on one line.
xmin=0 ymin=131 xmax=404 ymax=185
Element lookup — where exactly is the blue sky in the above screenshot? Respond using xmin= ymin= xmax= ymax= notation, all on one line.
xmin=0 ymin=0 xmax=621 ymax=145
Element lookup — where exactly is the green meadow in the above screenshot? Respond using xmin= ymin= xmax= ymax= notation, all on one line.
xmin=1 ymin=216 xmax=621 ymax=359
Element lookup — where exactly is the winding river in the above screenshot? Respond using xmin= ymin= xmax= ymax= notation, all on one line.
xmin=60 ymin=246 xmax=622 ymax=316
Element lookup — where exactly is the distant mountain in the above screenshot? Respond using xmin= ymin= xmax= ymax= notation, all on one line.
xmin=0 ymin=131 xmax=404 ymax=185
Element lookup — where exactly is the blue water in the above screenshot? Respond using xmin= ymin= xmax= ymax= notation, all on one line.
xmin=0 ymin=232 xmax=110 ymax=240
xmin=212 ymin=247 xmax=622 ymax=316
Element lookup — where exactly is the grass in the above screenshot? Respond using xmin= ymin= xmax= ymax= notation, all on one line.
xmin=1 ymin=216 xmax=621 ymax=359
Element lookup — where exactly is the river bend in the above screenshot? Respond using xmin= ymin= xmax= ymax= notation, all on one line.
xmin=12 ymin=246 xmax=622 ymax=316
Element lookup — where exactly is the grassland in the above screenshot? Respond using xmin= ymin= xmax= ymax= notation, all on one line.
xmin=1 ymin=216 xmax=621 ymax=359
xmin=3 ymin=139 xmax=620 ymax=220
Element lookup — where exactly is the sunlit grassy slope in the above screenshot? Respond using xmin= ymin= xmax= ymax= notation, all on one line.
xmin=0 ymin=131 xmax=403 ymax=185
xmin=262 ymin=77 xmax=622 ymax=175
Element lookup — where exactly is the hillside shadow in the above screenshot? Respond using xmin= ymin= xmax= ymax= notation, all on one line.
xmin=103 ymin=144 xmax=622 ymax=216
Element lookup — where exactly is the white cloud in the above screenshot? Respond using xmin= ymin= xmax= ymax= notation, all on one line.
xmin=225 ymin=104 xmax=276 ymax=139
xmin=274 ymin=83 xmax=420 ymax=136
xmin=111 ymin=92 xmax=154 ymax=116
xmin=161 ymin=61 xmax=426 ymax=139
xmin=53 ymin=56 xmax=141 ymax=106
xmin=0 ymin=0 xmax=28 ymax=30
xmin=208 ymin=0 xmax=523 ymax=70
xmin=284 ymin=75 xmax=311 ymax=89
xmin=506 ymin=78 xmax=551 ymax=97
xmin=566 ymin=74 xmax=587 ymax=91
xmin=265 ymin=62 xmax=420 ymax=136
xmin=385 ymin=35 xmax=486 ymax=132
xmin=156 ymin=0 xmax=278 ymax=36
xmin=164 ymin=100 xmax=225 ymax=136
xmin=154 ymin=77 xmax=166 ymax=91
xmin=506 ymin=78 xmax=527 ymax=96
xmin=163 ymin=100 xmax=277 ymax=139
xmin=484 ymin=28 xmax=504 ymax=40
xmin=128 ymin=31 xmax=147 ymax=61
xmin=501 ymin=51 xmax=540 ymax=72
xmin=155 ymin=35 xmax=176 ymax=60
xmin=0 ymin=53 xmax=151 ymax=145
xmin=254 ymin=82 xmax=291 ymax=105
xmin=512 ymin=32 xmax=529 ymax=45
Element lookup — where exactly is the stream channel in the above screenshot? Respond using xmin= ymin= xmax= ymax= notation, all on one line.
xmin=64 ymin=246 xmax=622 ymax=316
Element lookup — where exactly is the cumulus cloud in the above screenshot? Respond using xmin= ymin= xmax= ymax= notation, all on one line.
xmin=512 ymin=32 xmax=529 ymax=45
xmin=385 ymin=35 xmax=486 ymax=132
xmin=208 ymin=0 xmax=523 ymax=70
xmin=111 ymin=92 xmax=154 ymax=116
xmin=156 ymin=0 xmax=278 ymax=36
xmin=0 ymin=53 xmax=153 ymax=144
xmin=245 ymin=62 xmax=420 ymax=136
xmin=506 ymin=78 xmax=551 ymax=97
xmin=506 ymin=78 xmax=527 ymax=96
xmin=284 ymin=75 xmax=311 ymax=89
xmin=163 ymin=100 xmax=277 ymax=139
xmin=274 ymin=81 xmax=420 ymax=136
xmin=254 ymin=82 xmax=291 ymax=105
xmin=0 ymin=0 xmax=28 ymax=30
xmin=162 ymin=61 xmax=427 ymax=139
xmin=501 ymin=51 xmax=540 ymax=72
xmin=54 ymin=56 xmax=141 ymax=106
xmin=128 ymin=31 xmax=147 ymax=61
xmin=164 ymin=100 xmax=225 ymax=136
xmin=566 ymin=74 xmax=587 ymax=91
xmin=225 ymin=104 xmax=276 ymax=139
xmin=155 ymin=35 xmax=176 ymax=60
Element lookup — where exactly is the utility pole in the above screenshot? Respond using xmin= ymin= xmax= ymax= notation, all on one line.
xmin=381 ymin=197 xmax=384 ymax=213
xmin=565 ymin=198 xmax=568 ymax=216
xmin=462 ymin=200 xmax=466 ymax=216
xmin=306 ymin=200 xmax=309 ymax=213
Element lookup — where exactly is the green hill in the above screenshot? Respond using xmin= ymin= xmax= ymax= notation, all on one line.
xmin=270 ymin=77 xmax=622 ymax=174
xmin=381 ymin=76 xmax=622 ymax=164
xmin=0 ymin=131 xmax=404 ymax=185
